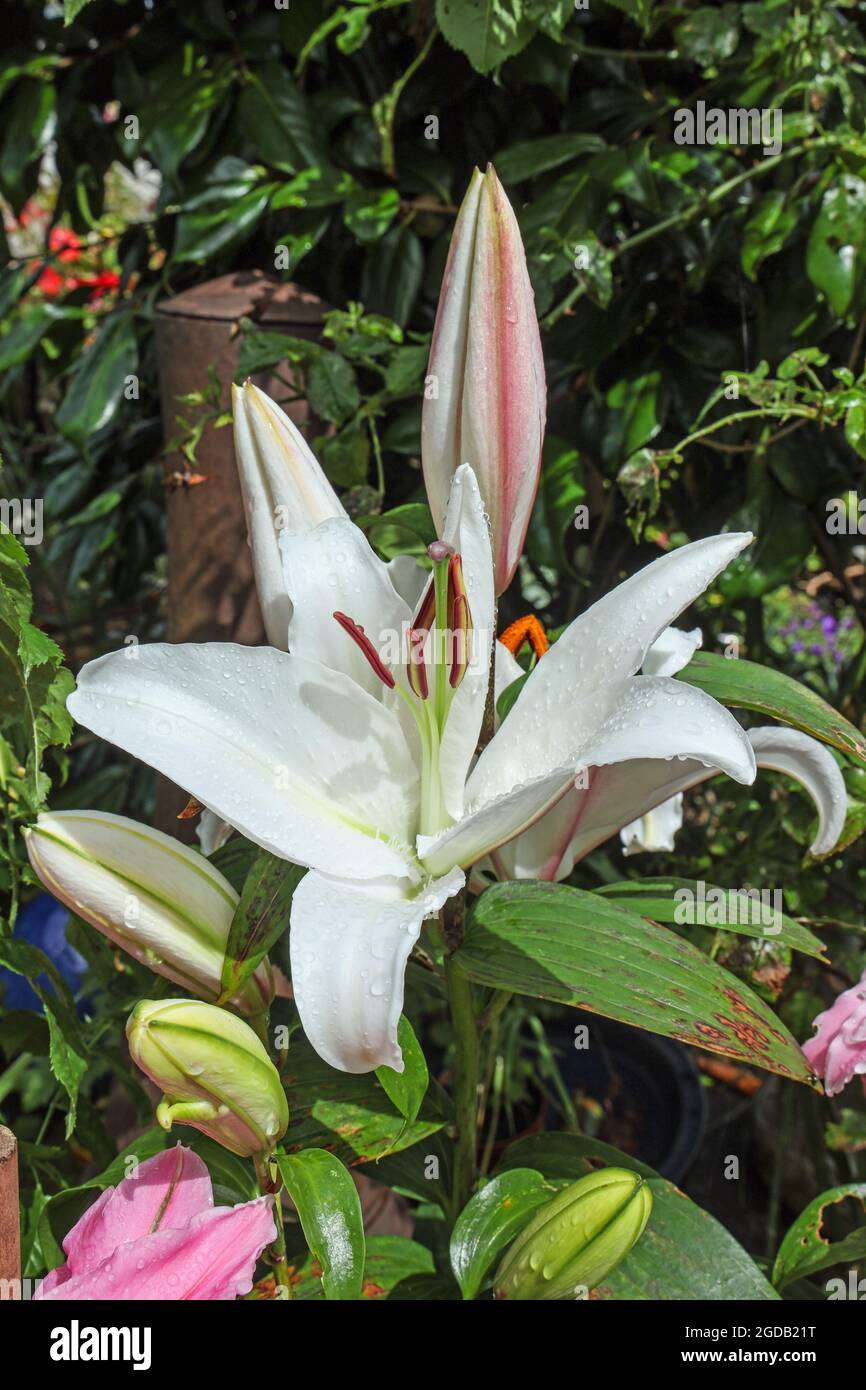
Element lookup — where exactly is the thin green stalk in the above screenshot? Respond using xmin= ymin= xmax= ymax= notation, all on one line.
xmin=254 ymin=1155 xmax=292 ymax=1300
xmin=445 ymin=954 xmax=479 ymax=1214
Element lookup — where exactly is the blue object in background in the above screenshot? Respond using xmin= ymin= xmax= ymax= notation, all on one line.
xmin=0 ymin=893 xmax=88 ymax=1012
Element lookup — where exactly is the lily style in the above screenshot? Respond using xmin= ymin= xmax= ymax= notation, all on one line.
xmin=36 ymin=1144 xmax=275 ymax=1301
xmin=68 ymin=471 xmax=761 ymax=1074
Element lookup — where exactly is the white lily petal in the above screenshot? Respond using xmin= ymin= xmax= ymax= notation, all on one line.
xmin=620 ymin=795 xmax=685 ymax=855
xmin=290 ymin=866 xmax=464 ymax=1073
xmin=68 ymin=644 xmax=419 ymax=881
xmin=239 ymin=384 xmax=345 ymax=534
xmin=438 ymin=464 xmax=497 ymax=820
xmin=470 ymin=654 xmax=756 ymax=809
xmin=420 ymin=767 xmax=574 ymax=876
xmin=196 ymin=808 xmax=234 ymax=857
xmin=232 ymin=384 xmax=345 ymax=650
xmin=280 ymin=517 xmax=411 ymax=696
xmin=643 ymin=626 xmax=702 ymax=677
xmin=748 ymin=726 xmax=847 ymax=856
xmin=495 ymin=533 xmax=751 ymax=769
xmin=493 ymin=762 xmax=693 ymax=880
xmin=420 ymin=169 xmax=484 ymax=536
xmin=520 ymin=723 xmax=846 ymax=880
xmin=494 ymin=640 xmax=525 ymax=702
xmin=423 ymin=677 xmax=756 ymax=875
xmin=387 ymin=555 xmax=429 ymax=609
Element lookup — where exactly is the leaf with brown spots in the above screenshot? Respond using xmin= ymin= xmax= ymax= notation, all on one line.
xmin=454 ymin=881 xmax=818 ymax=1085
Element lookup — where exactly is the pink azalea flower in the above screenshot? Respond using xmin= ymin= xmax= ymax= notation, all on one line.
xmin=36 ymin=1144 xmax=275 ymax=1301
xmin=802 ymin=969 xmax=866 ymax=1097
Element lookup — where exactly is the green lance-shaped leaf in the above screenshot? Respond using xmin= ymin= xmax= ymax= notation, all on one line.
xmin=276 ymin=1148 xmax=365 ymax=1301
xmin=677 ymin=651 xmax=866 ymax=770
xmin=220 ymin=850 xmax=304 ymax=1002
xmin=772 ymin=1184 xmax=866 ymax=1290
xmin=55 ymin=312 xmax=137 ymax=450
xmin=281 ymin=1037 xmax=445 ymax=1167
xmin=375 ymin=1016 xmax=429 ymax=1125
xmin=452 ymin=881 xmax=817 ymax=1085
xmin=0 ymin=938 xmax=88 ymax=1134
xmin=596 ymin=877 xmax=826 ymax=959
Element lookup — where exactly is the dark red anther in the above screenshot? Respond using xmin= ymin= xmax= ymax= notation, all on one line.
xmin=406 ymin=628 xmax=429 ymax=700
xmin=333 ymin=611 xmax=395 ymax=688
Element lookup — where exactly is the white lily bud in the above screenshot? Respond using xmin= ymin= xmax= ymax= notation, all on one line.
xmin=231 ymin=381 xmax=346 ymax=649
xmin=24 ymin=811 xmax=272 ymax=1015
xmin=422 ymin=165 xmax=546 ymax=595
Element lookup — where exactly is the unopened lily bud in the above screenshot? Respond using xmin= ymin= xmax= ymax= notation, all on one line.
xmin=127 ymin=998 xmax=289 ymax=1158
xmin=422 ymin=165 xmax=546 ymax=595
xmin=24 ymin=811 xmax=272 ymax=1016
xmin=493 ymin=1168 xmax=652 ymax=1300
xmin=232 ymin=381 xmax=345 ymax=649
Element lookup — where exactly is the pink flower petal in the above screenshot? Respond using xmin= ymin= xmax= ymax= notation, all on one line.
xmin=803 ymin=971 xmax=866 ymax=1096
xmin=56 ymin=1145 xmax=213 ymax=1280
xmin=37 ymin=1196 xmax=275 ymax=1301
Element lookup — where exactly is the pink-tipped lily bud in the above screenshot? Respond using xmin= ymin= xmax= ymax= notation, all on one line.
xmin=802 ymin=969 xmax=866 ymax=1096
xmin=422 ymin=165 xmax=546 ymax=595
xmin=493 ymin=1168 xmax=652 ymax=1300
xmin=232 ymin=382 xmax=345 ymax=649
xmin=127 ymin=998 xmax=289 ymax=1158
xmin=25 ymin=811 xmax=272 ymax=1017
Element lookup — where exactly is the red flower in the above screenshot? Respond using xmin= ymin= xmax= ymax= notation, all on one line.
xmin=35 ymin=265 xmax=65 ymax=297
xmin=49 ymin=226 xmax=82 ymax=264
xmin=79 ymin=270 xmax=121 ymax=302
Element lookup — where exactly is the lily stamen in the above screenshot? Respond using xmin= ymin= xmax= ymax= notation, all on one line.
xmin=332 ymin=611 xmax=395 ymax=688
xmin=499 ymin=613 xmax=549 ymax=661
xmin=407 ymin=628 xmax=429 ymax=700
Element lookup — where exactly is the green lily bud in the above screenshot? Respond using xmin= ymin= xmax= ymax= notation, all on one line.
xmin=493 ymin=1168 xmax=652 ymax=1300
xmin=25 ymin=811 xmax=272 ymax=1017
xmin=127 ymin=999 xmax=289 ymax=1158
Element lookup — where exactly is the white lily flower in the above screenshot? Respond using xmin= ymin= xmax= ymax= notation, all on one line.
xmin=620 ymin=795 xmax=685 ymax=857
xmin=489 ymin=627 xmax=846 ymax=879
xmin=67 ymin=479 xmax=757 ymax=1074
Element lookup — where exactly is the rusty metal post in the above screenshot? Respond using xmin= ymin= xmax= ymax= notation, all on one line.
xmin=153 ymin=271 xmax=326 ymax=833
xmin=0 ymin=1127 xmax=20 ymax=1299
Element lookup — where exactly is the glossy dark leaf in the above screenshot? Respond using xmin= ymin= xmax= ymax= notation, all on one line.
xmin=276 ymin=1148 xmax=365 ymax=1300
xmin=220 ymin=850 xmax=304 ymax=1000
xmin=375 ymin=1016 xmax=429 ymax=1124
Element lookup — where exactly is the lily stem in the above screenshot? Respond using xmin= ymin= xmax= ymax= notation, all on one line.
xmin=254 ymin=1155 xmax=292 ymax=1300
xmin=444 ymin=953 xmax=480 ymax=1215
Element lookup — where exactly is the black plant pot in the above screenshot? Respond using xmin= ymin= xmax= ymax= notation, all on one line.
xmin=545 ymin=1013 xmax=708 ymax=1183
